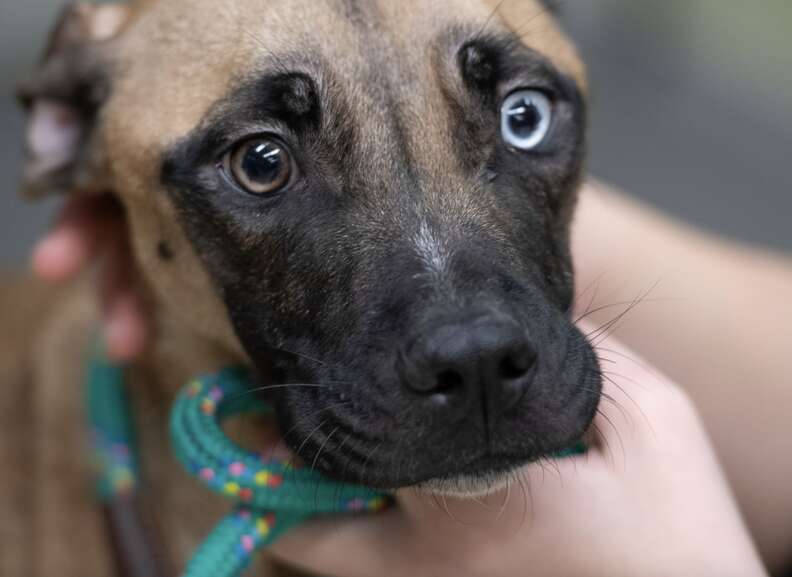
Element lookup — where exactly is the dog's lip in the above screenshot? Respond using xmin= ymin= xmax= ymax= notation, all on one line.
xmin=457 ymin=450 xmax=533 ymax=474
xmin=396 ymin=450 xmax=534 ymax=489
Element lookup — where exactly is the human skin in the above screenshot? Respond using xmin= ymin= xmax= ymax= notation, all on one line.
xmin=572 ymin=182 xmax=792 ymax=571
xmin=31 ymin=194 xmax=148 ymax=361
xmin=30 ymin=181 xmax=792 ymax=573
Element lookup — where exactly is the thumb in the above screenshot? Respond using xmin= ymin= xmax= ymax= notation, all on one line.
xmin=270 ymin=508 xmax=415 ymax=577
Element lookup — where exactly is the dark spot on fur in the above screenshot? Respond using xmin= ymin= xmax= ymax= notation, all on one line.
xmin=459 ymin=42 xmax=499 ymax=93
xmin=157 ymin=241 xmax=174 ymax=261
xmin=277 ymin=75 xmax=318 ymax=118
xmin=336 ymin=0 xmax=366 ymax=24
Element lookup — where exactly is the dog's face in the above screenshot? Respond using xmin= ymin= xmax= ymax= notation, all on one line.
xmin=21 ymin=0 xmax=598 ymax=494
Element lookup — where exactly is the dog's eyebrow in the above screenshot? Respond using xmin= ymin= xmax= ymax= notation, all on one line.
xmin=162 ymin=68 xmax=325 ymax=174
xmin=455 ymin=30 xmax=575 ymax=96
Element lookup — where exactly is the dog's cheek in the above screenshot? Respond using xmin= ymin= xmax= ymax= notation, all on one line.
xmin=121 ymin=189 xmax=245 ymax=356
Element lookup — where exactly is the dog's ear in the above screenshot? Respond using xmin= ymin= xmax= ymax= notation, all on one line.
xmin=16 ymin=2 xmax=131 ymax=198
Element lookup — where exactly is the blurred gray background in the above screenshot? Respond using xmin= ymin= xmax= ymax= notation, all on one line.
xmin=0 ymin=0 xmax=790 ymax=267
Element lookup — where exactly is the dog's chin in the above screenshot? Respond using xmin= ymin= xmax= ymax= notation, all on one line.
xmin=412 ymin=473 xmax=514 ymax=498
xmin=411 ymin=469 xmax=517 ymax=498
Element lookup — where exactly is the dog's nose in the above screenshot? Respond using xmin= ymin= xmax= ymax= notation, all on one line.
xmin=399 ymin=314 xmax=537 ymax=413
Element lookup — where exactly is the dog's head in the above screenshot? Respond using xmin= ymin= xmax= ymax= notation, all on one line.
xmin=20 ymin=0 xmax=598 ymax=494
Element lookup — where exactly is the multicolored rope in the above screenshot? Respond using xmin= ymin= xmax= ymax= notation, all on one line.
xmin=87 ymin=356 xmax=388 ymax=577
xmin=169 ymin=368 xmax=388 ymax=577
xmin=86 ymin=355 xmax=139 ymax=500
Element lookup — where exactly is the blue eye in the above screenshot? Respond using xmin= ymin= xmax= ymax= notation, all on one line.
xmin=500 ymin=90 xmax=553 ymax=151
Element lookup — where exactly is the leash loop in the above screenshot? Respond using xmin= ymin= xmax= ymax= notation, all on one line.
xmin=169 ymin=368 xmax=388 ymax=577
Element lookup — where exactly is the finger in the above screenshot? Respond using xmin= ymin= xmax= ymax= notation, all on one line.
xmin=31 ymin=196 xmax=120 ymax=281
xmin=104 ymin=289 xmax=148 ymax=362
xmin=99 ymin=233 xmax=149 ymax=362
xmin=271 ymin=511 xmax=411 ymax=577
xmin=32 ymin=225 xmax=89 ymax=280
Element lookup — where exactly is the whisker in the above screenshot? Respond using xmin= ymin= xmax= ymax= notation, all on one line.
xmin=431 ymin=492 xmax=444 ymax=516
xmin=258 ymin=380 xmax=353 ymax=391
xmin=231 ymin=383 xmax=330 ymax=400
xmin=494 ymin=480 xmax=512 ymax=522
xmin=575 ymin=297 xmax=676 ymax=325
xmin=515 ymin=470 xmax=532 ymax=534
xmin=539 ymin=456 xmax=563 ymax=484
xmin=587 ymin=281 xmax=662 ymax=346
xmin=266 ymin=401 xmax=351 ymax=463
xmin=590 ymin=421 xmax=615 ymax=471
xmin=515 ymin=0 xmax=568 ymax=42
xmin=291 ymin=418 xmax=329 ymax=463
xmin=332 ymin=432 xmax=354 ymax=507
xmin=595 ymin=346 xmax=663 ymax=378
xmin=601 ymin=369 xmax=649 ymax=392
xmin=573 ymin=275 xmax=603 ymax=319
xmin=287 ymin=417 xmax=330 ymax=501
xmin=474 ymin=0 xmax=508 ymax=42
xmin=312 ymin=426 xmax=339 ymax=509
xmin=598 ymin=390 xmax=634 ymax=431
xmin=239 ymin=26 xmax=293 ymax=77
xmin=600 ymin=373 xmax=656 ymax=438
xmin=440 ymin=491 xmax=485 ymax=528
xmin=506 ymin=0 xmax=568 ymax=49
xmin=357 ymin=442 xmax=383 ymax=494
xmin=270 ymin=346 xmax=329 ymax=368
xmin=473 ymin=494 xmax=495 ymax=511
xmin=596 ymin=407 xmax=626 ymax=466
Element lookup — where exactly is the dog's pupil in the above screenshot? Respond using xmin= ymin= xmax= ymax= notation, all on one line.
xmin=508 ymin=100 xmax=541 ymax=137
xmin=242 ymin=141 xmax=284 ymax=184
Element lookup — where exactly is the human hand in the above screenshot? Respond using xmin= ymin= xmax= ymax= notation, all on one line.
xmin=270 ymin=334 xmax=768 ymax=577
xmin=31 ymin=195 xmax=148 ymax=361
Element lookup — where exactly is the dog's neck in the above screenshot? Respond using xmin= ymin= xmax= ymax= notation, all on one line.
xmin=137 ymin=285 xmax=257 ymax=398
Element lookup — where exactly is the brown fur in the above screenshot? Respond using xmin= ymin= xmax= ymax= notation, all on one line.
xmin=2 ymin=1 xmax=582 ymax=575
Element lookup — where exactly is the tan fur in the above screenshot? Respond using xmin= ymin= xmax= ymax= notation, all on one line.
xmin=2 ymin=1 xmax=581 ymax=574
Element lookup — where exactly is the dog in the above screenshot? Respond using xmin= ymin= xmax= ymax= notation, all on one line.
xmin=1 ymin=1 xmax=598 ymax=575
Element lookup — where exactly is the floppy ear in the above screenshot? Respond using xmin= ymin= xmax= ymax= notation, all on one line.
xmin=16 ymin=2 xmax=131 ymax=198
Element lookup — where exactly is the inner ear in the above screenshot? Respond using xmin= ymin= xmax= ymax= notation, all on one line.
xmin=16 ymin=2 xmax=130 ymax=199
xmin=24 ymin=101 xmax=84 ymax=194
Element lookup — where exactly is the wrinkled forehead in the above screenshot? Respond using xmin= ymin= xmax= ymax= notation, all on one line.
xmin=108 ymin=0 xmax=580 ymax=167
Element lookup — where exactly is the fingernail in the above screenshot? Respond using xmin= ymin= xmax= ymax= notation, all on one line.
xmin=31 ymin=236 xmax=62 ymax=276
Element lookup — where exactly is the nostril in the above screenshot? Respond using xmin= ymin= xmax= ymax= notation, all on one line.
xmin=434 ymin=369 xmax=465 ymax=393
xmin=497 ymin=348 xmax=536 ymax=381
xmin=399 ymin=315 xmax=538 ymax=401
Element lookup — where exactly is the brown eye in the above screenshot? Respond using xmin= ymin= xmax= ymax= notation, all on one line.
xmin=224 ymin=138 xmax=293 ymax=195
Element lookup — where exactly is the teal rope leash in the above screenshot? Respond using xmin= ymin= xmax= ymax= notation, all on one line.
xmin=87 ymin=353 xmax=170 ymax=577
xmin=87 ymin=354 xmax=388 ymax=577
xmin=170 ymin=369 xmax=387 ymax=577
xmin=87 ymin=354 xmax=139 ymax=500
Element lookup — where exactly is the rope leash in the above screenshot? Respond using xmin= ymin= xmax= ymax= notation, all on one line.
xmin=170 ymin=368 xmax=388 ymax=577
xmin=87 ymin=353 xmax=387 ymax=577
